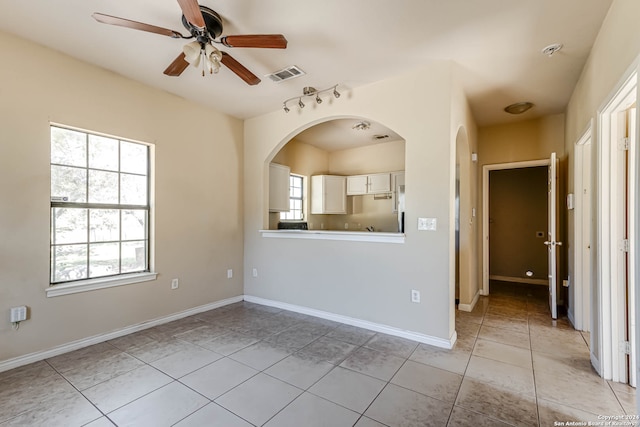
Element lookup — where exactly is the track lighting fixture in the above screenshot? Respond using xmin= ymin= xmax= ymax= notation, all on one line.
xmin=282 ymin=84 xmax=341 ymax=113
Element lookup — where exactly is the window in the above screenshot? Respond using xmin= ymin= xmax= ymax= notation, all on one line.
xmin=50 ymin=126 xmax=150 ymax=284
xmin=280 ymin=174 xmax=304 ymax=221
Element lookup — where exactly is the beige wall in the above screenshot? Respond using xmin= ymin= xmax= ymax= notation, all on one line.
xmin=244 ymin=63 xmax=477 ymax=344
xmin=0 ymin=31 xmax=244 ymax=363
xmin=329 ymin=140 xmax=406 ymax=175
xmin=564 ymin=0 xmax=640 ymax=361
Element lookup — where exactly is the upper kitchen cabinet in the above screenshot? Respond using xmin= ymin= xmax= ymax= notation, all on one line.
xmin=311 ymin=175 xmax=347 ymax=214
xmin=346 ymin=173 xmax=391 ymax=195
xmin=269 ymin=163 xmax=290 ymax=212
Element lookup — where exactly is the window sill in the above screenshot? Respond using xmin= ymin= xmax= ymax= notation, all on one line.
xmin=46 ymin=272 xmax=158 ymax=298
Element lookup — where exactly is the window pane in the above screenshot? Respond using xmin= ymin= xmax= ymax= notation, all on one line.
xmin=121 ymin=174 xmax=147 ymax=205
xmin=89 ymin=242 xmax=120 ymax=278
xmin=90 ymin=209 xmax=119 ymax=242
xmin=51 ymin=127 xmax=86 ymax=167
xmin=52 ymin=208 xmax=87 ymax=244
xmin=121 ymin=241 xmax=146 ymax=273
xmin=89 ymin=170 xmax=118 ymax=204
xmin=121 ymin=142 xmax=147 ymax=175
xmin=89 ymin=135 xmax=118 ymax=171
xmin=52 ymin=244 xmax=87 ymax=282
xmin=291 ymin=187 xmax=302 ymax=198
xmin=51 ymin=165 xmax=87 ymax=203
xmin=122 ymin=210 xmax=146 ymax=240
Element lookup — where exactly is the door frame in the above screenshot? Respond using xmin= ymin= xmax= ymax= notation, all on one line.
xmin=596 ymin=68 xmax=637 ymax=382
xmin=573 ymin=121 xmax=593 ymax=332
xmin=481 ymin=159 xmax=550 ymax=296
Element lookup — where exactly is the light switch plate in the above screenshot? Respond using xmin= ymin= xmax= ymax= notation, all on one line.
xmin=418 ymin=217 xmax=437 ymax=231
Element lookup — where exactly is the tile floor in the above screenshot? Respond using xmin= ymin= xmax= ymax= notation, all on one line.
xmin=0 ymin=282 xmax=637 ymax=426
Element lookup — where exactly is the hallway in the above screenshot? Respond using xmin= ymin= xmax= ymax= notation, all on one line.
xmin=455 ymin=281 xmax=636 ymax=425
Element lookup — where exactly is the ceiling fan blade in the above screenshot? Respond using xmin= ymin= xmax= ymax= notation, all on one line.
xmin=92 ymin=13 xmax=183 ymax=38
xmin=221 ymin=52 xmax=260 ymax=85
xmin=164 ymin=52 xmax=190 ymax=76
xmin=177 ymin=0 xmax=205 ymax=28
xmin=220 ymin=35 xmax=288 ymax=49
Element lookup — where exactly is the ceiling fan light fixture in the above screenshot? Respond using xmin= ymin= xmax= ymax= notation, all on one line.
xmin=504 ymin=102 xmax=534 ymax=114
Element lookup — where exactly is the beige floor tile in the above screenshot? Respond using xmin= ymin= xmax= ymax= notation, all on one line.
xmin=447 ymin=406 xmax=514 ymax=427
xmin=365 ymin=383 xmax=453 ymax=427
xmin=180 ymin=357 xmax=258 ymax=400
xmin=309 ymin=366 xmax=385 ymax=413
xmin=454 ymin=378 xmax=538 ymax=427
xmin=478 ymin=324 xmax=530 ymax=349
xmin=151 ymin=343 xmax=222 ymax=378
xmin=390 ymin=359 xmax=462 ymax=403
xmin=482 ymin=313 xmax=529 ymax=335
xmin=264 ymin=392 xmax=360 ymax=427
xmin=174 ymin=403 xmax=253 ymax=427
xmin=410 ymin=343 xmax=471 ymax=375
xmin=537 ymin=398 xmax=601 ymax=425
xmin=472 ymin=338 xmax=532 ymax=369
xmin=465 ymin=355 xmax=535 ymax=397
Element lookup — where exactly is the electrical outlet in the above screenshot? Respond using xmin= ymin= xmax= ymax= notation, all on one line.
xmin=411 ymin=290 xmax=421 ymax=303
xmin=171 ymin=278 xmax=179 ymax=290
xmin=227 ymin=269 xmax=233 ymax=279
xmin=418 ymin=217 xmax=437 ymax=231
xmin=252 ymin=268 xmax=258 ymax=278
xmin=10 ymin=306 xmax=27 ymax=323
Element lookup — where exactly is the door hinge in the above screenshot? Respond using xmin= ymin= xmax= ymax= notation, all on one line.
xmin=620 ymin=340 xmax=631 ymax=355
xmin=619 ymin=137 xmax=630 ymax=151
xmin=621 ymin=239 xmax=630 ymax=252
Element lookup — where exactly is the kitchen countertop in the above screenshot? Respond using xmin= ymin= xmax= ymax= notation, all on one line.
xmin=260 ymin=229 xmax=405 ymax=244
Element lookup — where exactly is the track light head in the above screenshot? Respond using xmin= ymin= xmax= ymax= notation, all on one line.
xmin=333 ymin=88 xmax=341 ymax=98
xmin=316 ymin=95 xmax=322 ymax=104
xmin=298 ymin=98 xmax=305 ymax=108
xmin=283 ymin=103 xmax=290 ymax=113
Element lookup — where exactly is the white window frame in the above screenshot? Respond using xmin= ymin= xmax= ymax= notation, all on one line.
xmin=280 ymin=173 xmax=305 ymax=221
xmin=47 ymin=124 xmax=156 ymax=297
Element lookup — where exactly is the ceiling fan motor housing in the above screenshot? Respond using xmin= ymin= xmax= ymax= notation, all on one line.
xmin=181 ymin=6 xmax=223 ymax=39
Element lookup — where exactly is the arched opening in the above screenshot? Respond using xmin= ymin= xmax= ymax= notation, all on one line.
xmin=266 ymin=117 xmax=407 ymax=233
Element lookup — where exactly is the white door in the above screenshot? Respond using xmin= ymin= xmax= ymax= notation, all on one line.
xmin=545 ymin=152 xmax=560 ymax=319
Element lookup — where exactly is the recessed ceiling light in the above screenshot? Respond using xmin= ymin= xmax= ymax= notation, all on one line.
xmin=541 ymin=43 xmax=563 ymax=57
xmin=504 ymin=102 xmax=534 ymax=114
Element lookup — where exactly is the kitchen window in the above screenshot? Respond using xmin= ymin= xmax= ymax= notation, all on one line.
xmin=280 ymin=174 xmax=304 ymax=221
xmin=49 ymin=125 xmax=153 ymax=290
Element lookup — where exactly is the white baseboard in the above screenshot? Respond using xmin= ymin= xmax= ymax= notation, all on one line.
xmin=567 ymin=309 xmax=576 ymax=329
xmin=0 ymin=295 xmax=243 ymax=374
xmin=457 ymin=290 xmax=480 ymax=312
xmin=489 ymin=275 xmax=548 ymax=286
xmin=244 ymin=295 xmax=455 ymax=350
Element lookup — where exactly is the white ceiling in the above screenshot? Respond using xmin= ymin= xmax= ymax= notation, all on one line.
xmin=0 ymin=0 xmax=612 ymax=129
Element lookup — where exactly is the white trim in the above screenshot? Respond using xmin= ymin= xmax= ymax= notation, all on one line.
xmin=260 ymin=229 xmax=405 ymax=244
xmin=597 ymin=67 xmax=637 ymax=382
xmin=573 ymin=121 xmax=593 ymax=332
xmin=0 ymin=295 xmax=243 ymax=373
xmin=489 ymin=275 xmax=548 ymax=286
xmin=458 ymin=290 xmax=480 ymax=312
xmin=568 ymin=309 xmax=576 ymax=329
xmin=482 ymin=159 xmax=550 ymax=295
xmin=244 ymin=295 xmax=456 ymax=349
xmin=46 ymin=272 xmax=158 ymax=297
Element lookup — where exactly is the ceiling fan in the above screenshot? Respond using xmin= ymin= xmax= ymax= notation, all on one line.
xmin=92 ymin=0 xmax=288 ymax=85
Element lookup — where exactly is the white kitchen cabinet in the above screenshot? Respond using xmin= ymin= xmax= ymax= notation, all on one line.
xmin=269 ymin=163 xmax=290 ymax=212
xmin=311 ymin=175 xmax=347 ymax=214
xmin=346 ymin=173 xmax=391 ymax=195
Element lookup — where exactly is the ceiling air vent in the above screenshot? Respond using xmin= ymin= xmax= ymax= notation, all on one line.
xmin=267 ymin=65 xmax=306 ymax=82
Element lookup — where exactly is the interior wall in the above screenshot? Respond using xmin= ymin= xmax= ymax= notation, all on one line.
xmin=328 ymin=140 xmax=406 ymax=175
xmin=564 ymin=0 xmax=640 ymax=377
xmin=488 ymin=167 xmax=548 ymax=282
xmin=244 ymin=63 xmax=470 ymax=343
xmin=0 ymin=31 xmax=244 ymax=364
